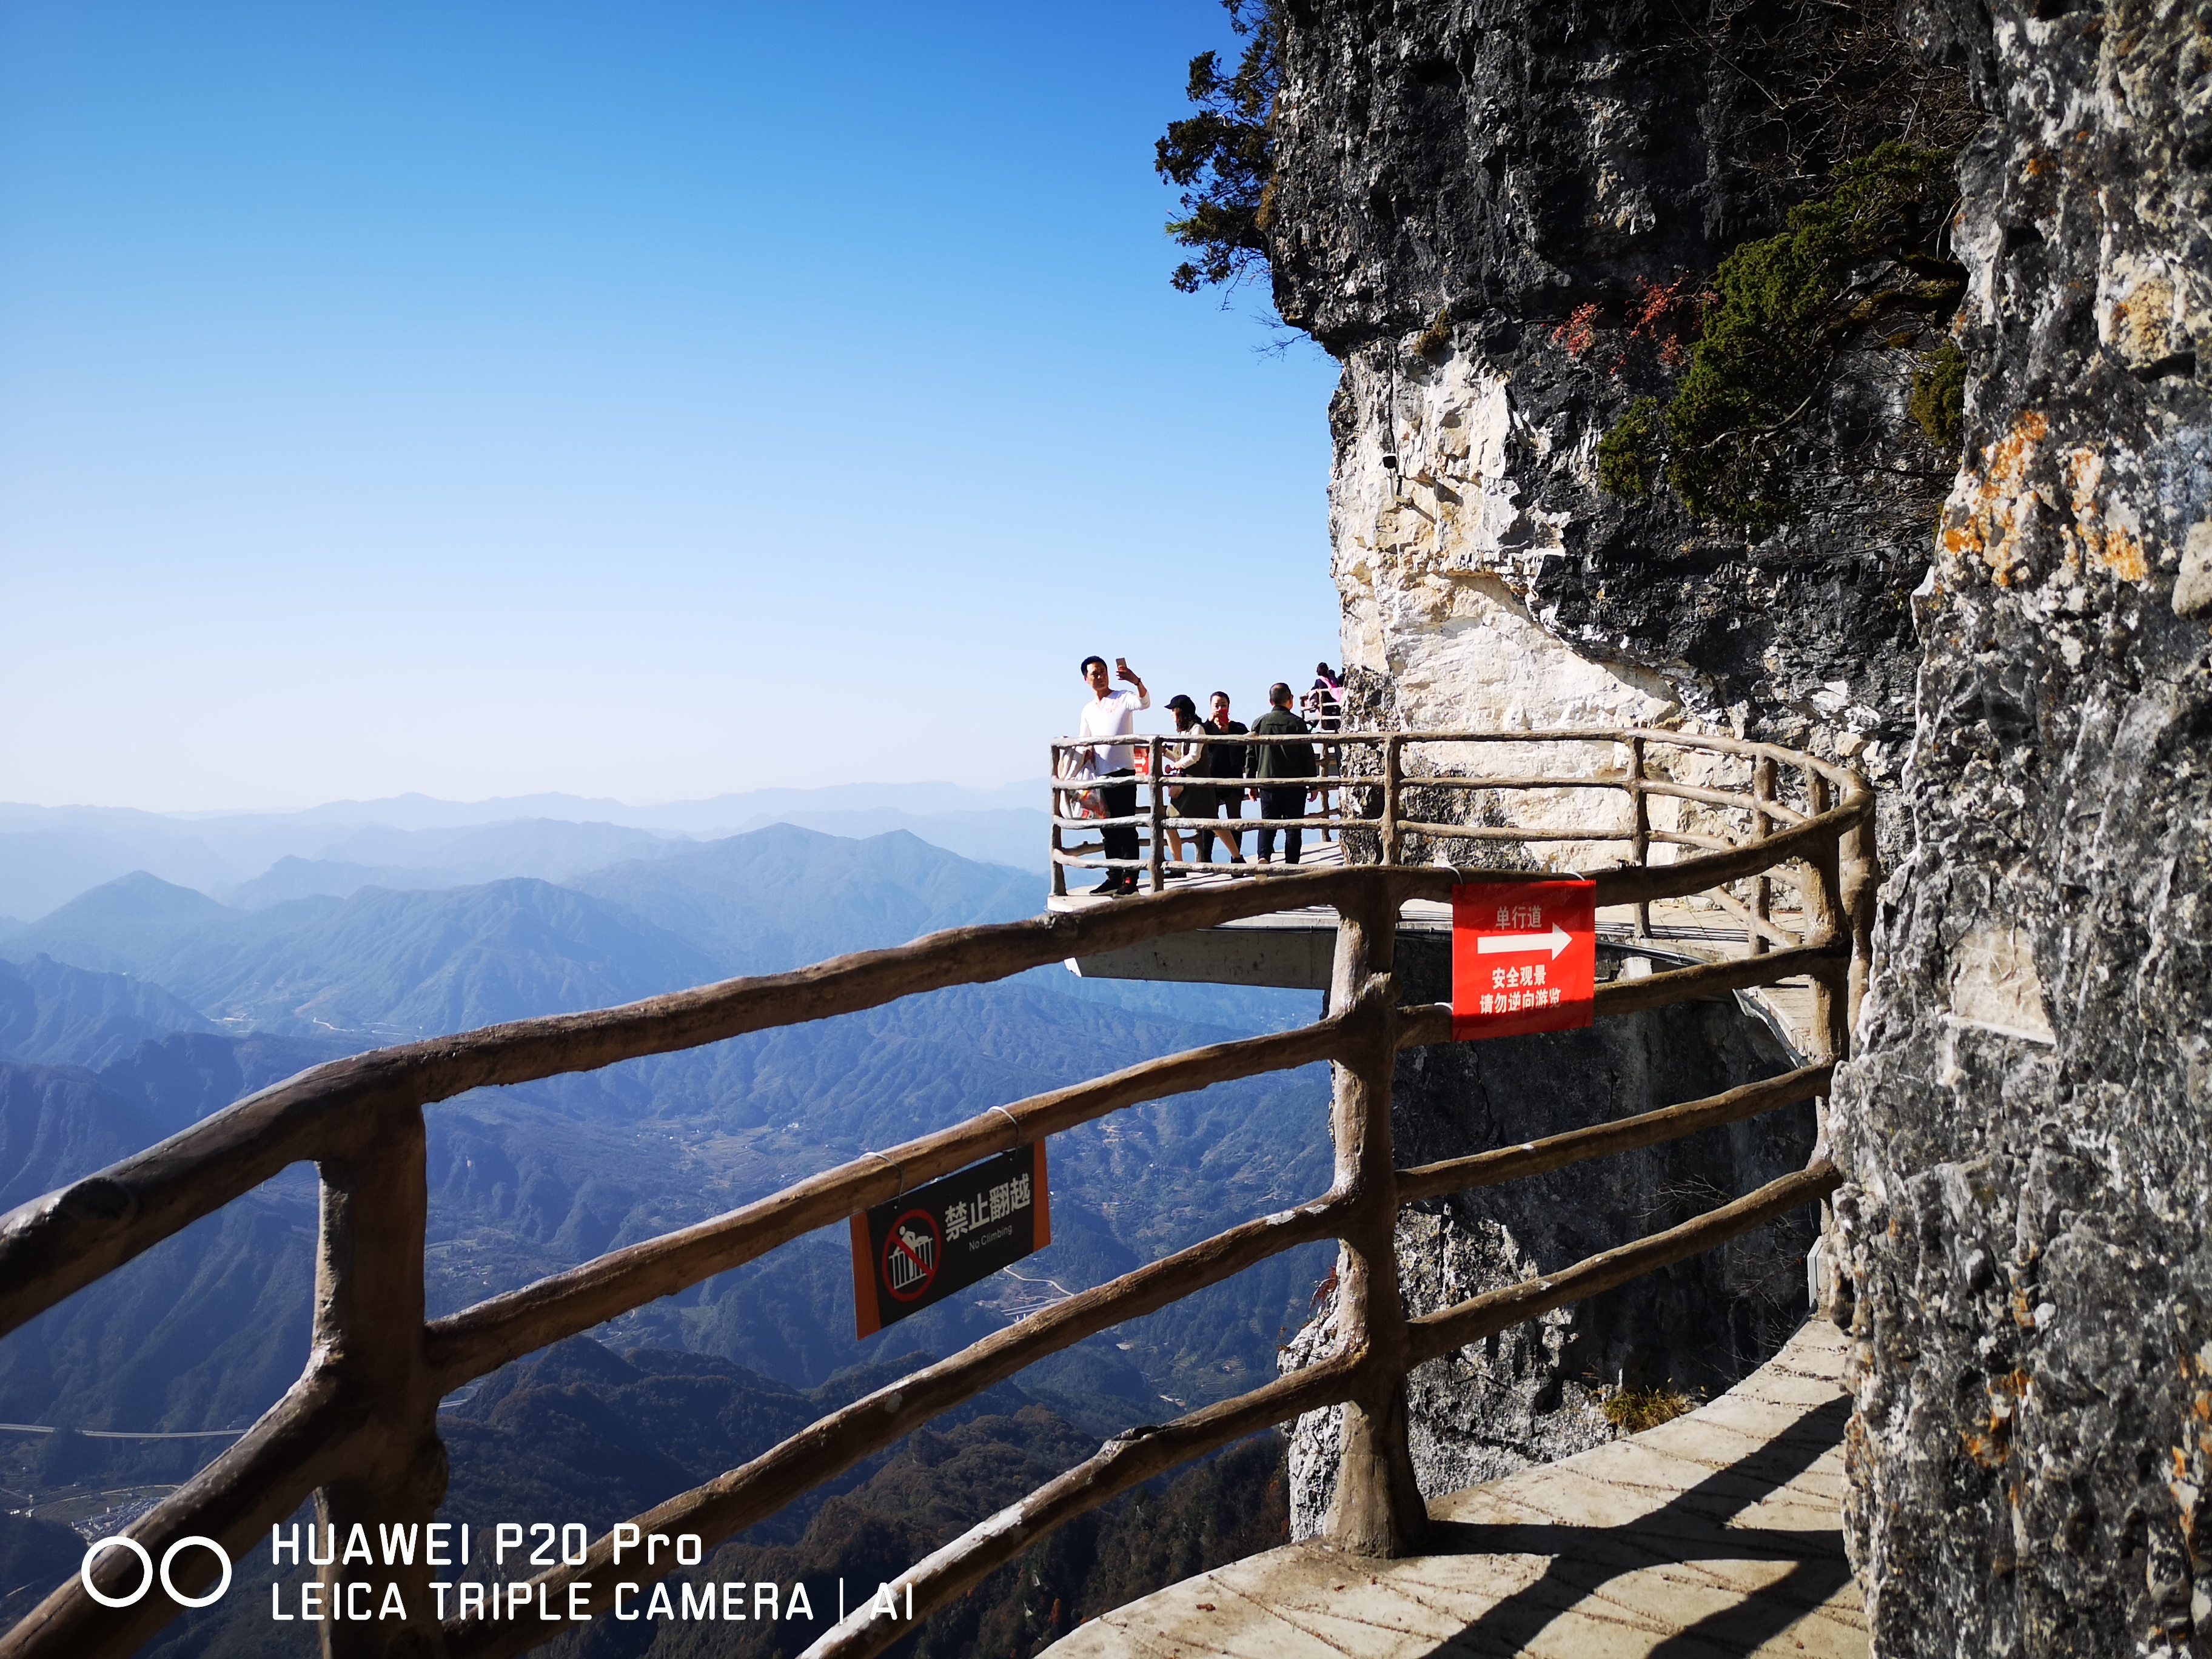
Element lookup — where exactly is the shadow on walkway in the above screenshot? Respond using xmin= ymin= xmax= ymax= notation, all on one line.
xmin=1413 ymin=1395 xmax=1854 ymax=1658
xmin=1044 ymin=1321 xmax=1862 ymax=1659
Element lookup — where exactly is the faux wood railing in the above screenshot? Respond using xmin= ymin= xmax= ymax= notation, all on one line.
xmin=1054 ymin=727 xmax=1862 ymax=973
xmin=0 ymin=732 xmax=1874 ymax=1659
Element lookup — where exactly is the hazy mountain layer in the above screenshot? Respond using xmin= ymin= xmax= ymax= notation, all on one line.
xmin=0 ymin=783 xmax=1044 ymax=921
xmin=4 ymin=873 xmax=719 ymax=1040
xmin=218 ymin=814 xmax=691 ymax=908
xmin=223 ymin=856 xmax=469 ymax=910
xmin=0 ymin=954 xmax=217 ymax=1070
xmin=0 ymin=823 xmax=1333 ymax=1469
xmin=725 ymin=806 xmax=1048 ymax=872
xmin=306 ymin=817 xmax=679 ymax=879
xmin=4 ymin=825 xmax=1042 ymax=1041
xmin=569 ymin=823 xmax=1039 ymax=972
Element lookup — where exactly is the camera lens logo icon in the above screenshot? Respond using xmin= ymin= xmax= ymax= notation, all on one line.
xmin=79 ymin=1535 xmax=232 ymax=1609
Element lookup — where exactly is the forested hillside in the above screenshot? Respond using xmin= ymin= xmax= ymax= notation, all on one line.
xmin=0 ymin=823 xmax=1327 ymax=1657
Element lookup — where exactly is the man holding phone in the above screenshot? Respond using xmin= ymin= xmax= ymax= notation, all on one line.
xmin=1074 ymin=655 xmax=1150 ymax=896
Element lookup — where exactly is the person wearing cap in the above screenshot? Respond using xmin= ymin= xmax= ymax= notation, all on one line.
xmin=1159 ymin=694 xmax=1210 ymax=876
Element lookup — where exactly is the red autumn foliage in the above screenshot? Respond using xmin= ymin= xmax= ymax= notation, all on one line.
xmin=1616 ymin=272 xmax=1716 ymax=374
xmin=1552 ymin=301 xmax=1601 ymax=358
xmin=1551 ymin=275 xmax=1715 ymax=374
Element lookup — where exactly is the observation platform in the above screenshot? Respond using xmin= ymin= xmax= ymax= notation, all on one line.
xmin=1045 ymin=729 xmax=1833 ymax=1056
xmin=1044 ymin=1316 xmax=1863 ymax=1659
xmin=1050 ymin=843 xmax=1446 ymax=991
xmin=1051 ymin=849 xmax=1817 ymax=1056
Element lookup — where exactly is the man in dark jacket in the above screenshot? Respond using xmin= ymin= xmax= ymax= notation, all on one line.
xmin=1250 ymin=682 xmax=1318 ymax=865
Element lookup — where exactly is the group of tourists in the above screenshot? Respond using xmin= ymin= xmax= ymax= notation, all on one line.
xmin=1067 ymin=655 xmax=1344 ymax=897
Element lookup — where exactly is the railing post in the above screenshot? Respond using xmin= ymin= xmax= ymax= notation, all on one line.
xmin=1801 ymin=773 xmax=1849 ymax=1067
xmin=312 ymin=1111 xmax=446 ymax=1659
xmin=1147 ymin=737 xmax=1165 ymax=893
xmin=1381 ymin=734 xmax=1403 ymax=866
xmin=1748 ymin=756 xmax=1775 ymax=957
xmin=1319 ymin=875 xmax=1427 ymax=1557
xmin=1627 ymin=736 xmax=1652 ymax=938
xmin=1801 ymin=771 xmax=1853 ymax=1326
xmin=1838 ymin=791 xmax=1879 ymax=1035
xmin=1049 ymin=745 xmax=1067 ymax=899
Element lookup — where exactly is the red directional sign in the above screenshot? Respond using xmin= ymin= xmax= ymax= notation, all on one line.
xmin=1451 ymin=879 xmax=1598 ymax=1041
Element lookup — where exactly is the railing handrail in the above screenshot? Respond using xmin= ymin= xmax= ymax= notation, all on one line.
xmin=0 ymin=868 xmax=1393 ymax=1340
xmin=2 ymin=732 xmax=1876 ymax=1659
xmin=1044 ymin=726 xmax=1871 ymax=911
xmin=1048 ymin=723 xmax=1871 ymax=785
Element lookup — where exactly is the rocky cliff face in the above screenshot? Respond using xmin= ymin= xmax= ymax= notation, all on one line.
xmin=1262 ymin=0 xmax=1972 ymax=1516
xmin=1825 ymin=2 xmax=2212 ymax=1654
xmin=1263 ymin=0 xmax=2210 ymax=1650
xmin=1269 ymin=0 xmax=1977 ymax=853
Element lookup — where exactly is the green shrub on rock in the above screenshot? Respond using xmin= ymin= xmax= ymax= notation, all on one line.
xmin=1598 ymin=141 xmax=1963 ymax=529
xmin=1597 ymin=397 xmax=1663 ymax=500
xmin=1909 ymin=341 xmax=1968 ymax=449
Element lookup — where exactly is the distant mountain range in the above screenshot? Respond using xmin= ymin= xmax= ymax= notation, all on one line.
xmin=4 ymin=871 xmax=723 ymax=1041
xmin=0 ymin=827 xmax=1041 ymax=1039
xmin=0 ymin=954 xmax=218 ymax=1069
xmin=0 ymin=782 xmax=1050 ymax=922
xmin=0 ymin=817 xmax=1329 ymax=1659
xmin=0 ymin=823 xmax=1329 ymax=1495
xmin=166 ymin=780 xmax=1041 ymax=831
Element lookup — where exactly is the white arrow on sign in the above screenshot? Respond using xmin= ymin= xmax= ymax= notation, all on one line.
xmin=1475 ymin=925 xmax=1572 ymax=960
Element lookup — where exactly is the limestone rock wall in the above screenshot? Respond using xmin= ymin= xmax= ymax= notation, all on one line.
xmin=1261 ymin=0 xmax=1971 ymax=1521
xmin=1264 ymin=0 xmax=2210 ymax=1647
xmin=1826 ymin=2 xmax=2212 ymax=1654
xmin=1270 ymin=0 xmax=1976 ymax=857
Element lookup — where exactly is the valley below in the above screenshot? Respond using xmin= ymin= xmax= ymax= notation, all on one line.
xmin=0 ymin=816 xmax=1330 ymax=1657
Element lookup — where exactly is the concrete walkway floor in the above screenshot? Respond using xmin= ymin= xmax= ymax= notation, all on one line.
xmin=1045 ymin=1318 xmax=1863 ymax=1659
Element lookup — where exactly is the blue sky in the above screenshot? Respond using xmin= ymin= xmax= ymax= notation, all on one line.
xmin=0 ymin=1 xmax=1341 ymax=812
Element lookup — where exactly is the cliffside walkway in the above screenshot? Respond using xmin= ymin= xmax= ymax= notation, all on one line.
xmin=0 ymin=728 xmax=1873 ymax=1659
xmin=1048 ymin=729 xmax=1846 ymax=1063
xmin=1056 ymin=853 xmax=1822 ymax=1059
xmin=1044 ymin=1318 xmax=1863 ymax=1659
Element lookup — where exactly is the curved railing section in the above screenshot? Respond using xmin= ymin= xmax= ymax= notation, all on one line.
xmin=0 ymin=731 xmax=1875 ymax=1659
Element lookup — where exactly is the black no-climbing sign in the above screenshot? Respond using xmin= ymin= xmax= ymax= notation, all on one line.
xmin=850 ymin=1143 xmax=1050 ymax=1338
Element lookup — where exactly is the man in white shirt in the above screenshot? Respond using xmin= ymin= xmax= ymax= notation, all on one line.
xmin=1076 ymin=654 xmax=1150 ymax=895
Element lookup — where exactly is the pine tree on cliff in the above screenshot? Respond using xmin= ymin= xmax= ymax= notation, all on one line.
xmin=1154 ymin=0 xmax=1275 ymax=293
